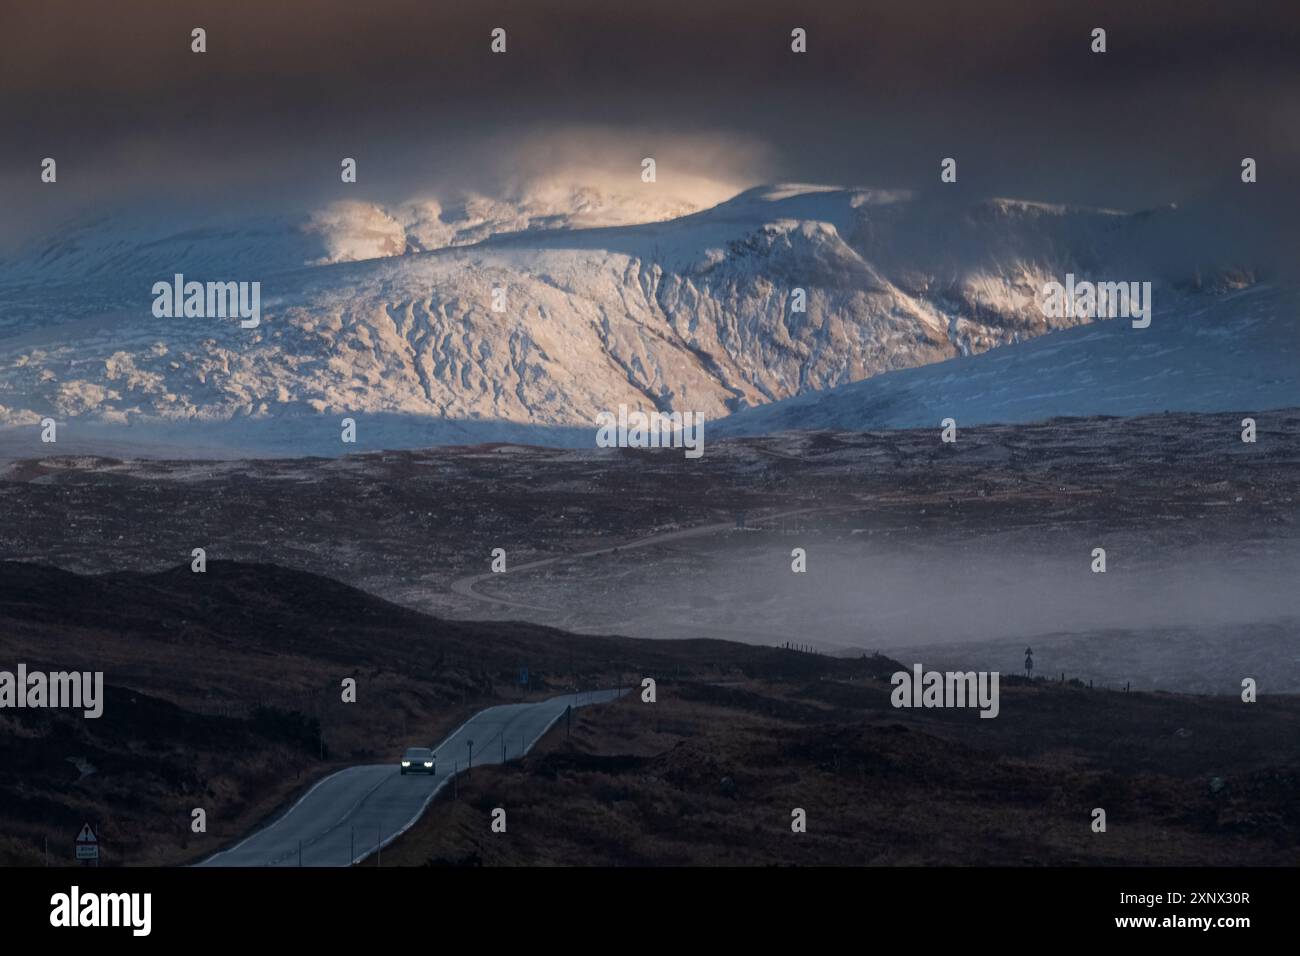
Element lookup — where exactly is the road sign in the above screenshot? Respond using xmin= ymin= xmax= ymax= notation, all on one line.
xmin=75 ymin=823 xmax=98 ymax=862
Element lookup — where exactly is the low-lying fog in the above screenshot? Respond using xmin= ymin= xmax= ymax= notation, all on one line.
xmin=470 ymin=530 xmax=1300 ymax=693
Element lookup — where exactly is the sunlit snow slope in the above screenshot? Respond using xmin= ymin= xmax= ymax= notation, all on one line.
xmin=0 ymin=183 xmax=1284 ymax=452
xmin=714 ymin=284 xmax=1299 ymax=435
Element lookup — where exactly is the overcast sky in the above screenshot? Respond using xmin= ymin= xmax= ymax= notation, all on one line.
xmin=2 ymin=0 xmax=1297 ymax=247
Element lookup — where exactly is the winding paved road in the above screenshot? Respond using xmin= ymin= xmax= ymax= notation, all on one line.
xmin=199 ymin=689 xmax=625 ymax=867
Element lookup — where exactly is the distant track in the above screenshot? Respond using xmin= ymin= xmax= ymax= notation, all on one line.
xmin=446 ymin=506 xmax=842 ymax=613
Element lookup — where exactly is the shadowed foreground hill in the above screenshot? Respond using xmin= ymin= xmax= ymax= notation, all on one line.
xmin=386 ymin=677 xmax=1300 ymax=867
xmin=0 ymin=560 xmax=891 ymax=865
xmin=2 ymin=560 xmax=1294 ymax=867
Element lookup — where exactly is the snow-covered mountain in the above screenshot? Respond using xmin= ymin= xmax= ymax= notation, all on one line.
xmin=0 ymin=183 xmax=1280 ymax=450
xmin=2 ymin=184 xmax=719 ymax=288
xmin=714 ymin=283 xmax=1299 ymax=436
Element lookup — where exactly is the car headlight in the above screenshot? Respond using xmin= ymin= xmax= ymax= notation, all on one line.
xmin=423 ymin=761 xmax=434 ymax=768
xmin=401 ymin=761 xmax=411 ymax=767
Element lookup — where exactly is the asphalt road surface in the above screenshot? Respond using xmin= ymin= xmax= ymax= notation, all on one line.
xmin=199 ymin=689 xmax=626 ymax=867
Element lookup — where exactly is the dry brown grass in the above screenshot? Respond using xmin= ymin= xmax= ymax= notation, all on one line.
xmin=0 ymin=560 xmax=871 ymax=865
xmin=384 ymin=677 xmax=1300 ymax=866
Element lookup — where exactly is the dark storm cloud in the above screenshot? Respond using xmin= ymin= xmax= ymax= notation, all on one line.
xmin=2 ymin=0 xmax=1297 ymax=246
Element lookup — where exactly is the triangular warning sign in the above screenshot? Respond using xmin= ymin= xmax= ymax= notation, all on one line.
xmin=76 ymin=823 xmax=97 ymax=843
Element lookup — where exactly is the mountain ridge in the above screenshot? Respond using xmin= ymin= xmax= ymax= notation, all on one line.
xmin=0 ymin=184 xmax=1280 ymax=448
